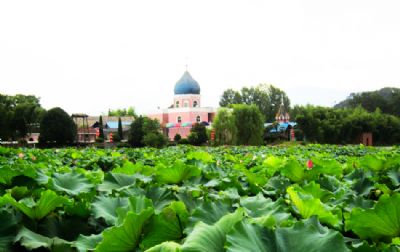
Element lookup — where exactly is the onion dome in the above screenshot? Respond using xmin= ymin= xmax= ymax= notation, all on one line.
xmin=174 ymin=71 xmax=200 ymax=95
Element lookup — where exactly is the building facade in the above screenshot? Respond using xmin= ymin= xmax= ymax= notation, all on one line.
xmin=148 ymin=71 xmax=216 ymax=140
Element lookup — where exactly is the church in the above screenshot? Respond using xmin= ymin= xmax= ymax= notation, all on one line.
xmin=148 ymin=70 xmax=216 ymax=140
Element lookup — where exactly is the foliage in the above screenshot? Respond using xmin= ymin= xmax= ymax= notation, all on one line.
xmin=108 ymin=107 xmax=137 ymax=117
xmin=118 ymin=117 xmax=123 ymax=140
xmin=99 ymin=115 xmax=105 ymax=139
xmin=219 ymin=84 xmax=290 ymax=122
xmin=0 ymin=94 xmax=44 ymax=140
xmin=293 ymin=105 xmax=400 ymax=145
xmin=232 ymin=104 xmax=264 ymax=145
xmin=143 ymin=132 xmax=167 ymax=148
xmin=39 ymin=107 xmax=76 ymax=146
xmin=213 ymin=108 xmax=237 ymax=145
xmin=128 ymin=116 xmax=145 ymax=147
xmin=174 ymin=134 xmax=182 ymax=142
xmin=129 ymin=116 xmax=166 ymax=148
xmin=0 ymin=145 xmax=399 ymax=251
xmin=335 ymin=87 xmax=400 ymax=117
xmin=188 ymin=123 xmax=208 ymax=146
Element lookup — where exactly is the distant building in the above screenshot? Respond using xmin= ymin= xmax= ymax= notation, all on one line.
xmin=148 ymin=70 xmax=216 ymax=140
xmin=275 ymin=98 xmax=290 ymax=123
xmin=73 ymin=116 xmax=134 ymax=142
xmin=265 ymin=100 xmax=297 ymax=141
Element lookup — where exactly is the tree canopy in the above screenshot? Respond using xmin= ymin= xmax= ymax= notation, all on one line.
xmin=39 ymin=107 xmax=76 ymax=146
xmin=128 ymin=116 xmax=166 ymax=148
xmin=335 ymin=87 xmax=400 ymax=117
xmin=219 ymin=84 xmax=290 ymax=122
xmin=0 ymin=94 xmax=45 ymax=140
xmin=108 ymin=107 xmax=137 ymax=117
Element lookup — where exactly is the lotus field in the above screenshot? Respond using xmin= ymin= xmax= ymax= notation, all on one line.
xmin=0 ymin=145 xmax=400 ymax=251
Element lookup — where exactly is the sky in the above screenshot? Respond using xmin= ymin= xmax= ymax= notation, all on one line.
xmin=0 ymin=0 xmax=399 ymax=115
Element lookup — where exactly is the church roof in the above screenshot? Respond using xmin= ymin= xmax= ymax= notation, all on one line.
xmin=174 ymin=71 xmax=200 ymax=95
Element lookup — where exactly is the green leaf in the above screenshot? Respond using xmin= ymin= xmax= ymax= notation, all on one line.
xmin=97 ymin=172 xmax=136 ymax=193
xmin=116 ymin=196 xmax=154 ymax=225
xmin=187 ymin=151 xmax=213 ymax=163
xmin=189 ymin=200 xmax=233 ymax=228
xmin=0 ymin=210 xmax=18 ymax=251
xmin=263 ymin=155 xmax=285 ymax=177
xmin=74 ymin=234 xmax=103 ymax=252
xmin=281 ymin=159 xmax=304 ymax=182
xmin=312 ymin=157 xmax=343 ymax=177
xmin=359 ymin=155 xmax=385 ymax=171
xmin=346 ymin=193 xmax=400 ymax=240
xmin=181 ymin=208 xmax=244 ymax=252
xmin=92 ymin=196 xmax=128 ymax=225
xmin=96 ymin=208 xmax=154 ymax=252
xmin=287 ymin=184 xmax=342 ymax=228
xmin=226 ymin=217 xmax=349 ymax=252
xmin=2 ymin=190 xmax=68 ymax=220
xmin=240 ymin=193 xmax=292 ymax=227
xmin=145 ymin=241 xmax=181 ymax=252
xmin=15 ymin=227 xmax=71 ymax=251
xmin=156 ymin=161 xmax=201 ymax=184
xmin=52 ymin=172 xmax=94 ymax=196
xmin=226 ymin=221 xmax=276 ymax=252
xmin=141 ymin=202 xmax=188 ymax=250
xmin=387 ymin=168 xmax=400 ymax=187
xmin=112 ymin=161 xmax=142 ymax=175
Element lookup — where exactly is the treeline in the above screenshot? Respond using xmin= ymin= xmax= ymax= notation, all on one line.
xmin=292 ymin=105 xmax=400 ymax=145
xmin=335 ymin=87 xmax=400 ymax=116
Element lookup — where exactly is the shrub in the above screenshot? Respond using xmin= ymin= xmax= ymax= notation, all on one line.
xmin=174 ymin=134 xmax=182 ymax=142
xmin=143 ymin=132 xmax=166 ymax=148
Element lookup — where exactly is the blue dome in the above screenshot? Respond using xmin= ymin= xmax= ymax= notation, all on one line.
xmin=174 ymin=71 xmax=200 ymax=95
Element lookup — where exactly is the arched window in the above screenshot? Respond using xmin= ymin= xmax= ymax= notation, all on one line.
xmin=177 ymin=116 xmax=182 ymax=123
xmin=175 ymin=101 xmax=179 ymax=108
xmin=193 ymin=101 xmax=198 ymax=107
xmin=196 ymin=115 xmax=201 ymax=123
xmin=184 ymin=100 xmax=189 ymax=107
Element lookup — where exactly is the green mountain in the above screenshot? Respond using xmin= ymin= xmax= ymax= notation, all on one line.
xmin=334 ymin=87 xmax=400 ymax=116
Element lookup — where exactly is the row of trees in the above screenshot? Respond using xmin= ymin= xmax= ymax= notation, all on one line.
xmin=292 ymin=105 xmax=400 ymax=145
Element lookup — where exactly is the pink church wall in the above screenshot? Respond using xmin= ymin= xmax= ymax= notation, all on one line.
xmin=167 ymin=111 xmax=210 ymax=123
xmin=148 ymin=113 xmax=169 ymax=125
xmin=174 ymin=95 xmax=201 ymax=108
xmin=168 ymin=127 xmax=192 ymax=140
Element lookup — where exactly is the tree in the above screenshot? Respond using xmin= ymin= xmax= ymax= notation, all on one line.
xmin=108 ymin=107 xmax=137 ymax=117
xmin=188 ymin=123 xmax=208 ymax=146
xmin=232 ymin=104 xmax=264 ymax=145
xmin=99 ymin=115 xmax=105 ymax=139
xmin=0 ymin=93 xmax=44 ymax=140
xmin=118 ymin=117 xmax=123 ymax=140
xmin=128 ymin=116 xmax=166 ymax=148
xmin=219 ymin=84 xmax=290 ymax=122
xmin=39 ymin=107 xmax=76 ymax=146
xmin=219 ymin=89 xmax=242 ymax=107
xmin=143 ymin=132 xmax=166 ymax=148
xmin=213 ymin=108 xmax=237 ymax=145
xmin=128 ymin=116 xmax=145 ymax=147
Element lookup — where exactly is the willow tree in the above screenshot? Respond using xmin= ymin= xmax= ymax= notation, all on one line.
xmin=213 ymin=108 xmax=237 ymax=145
